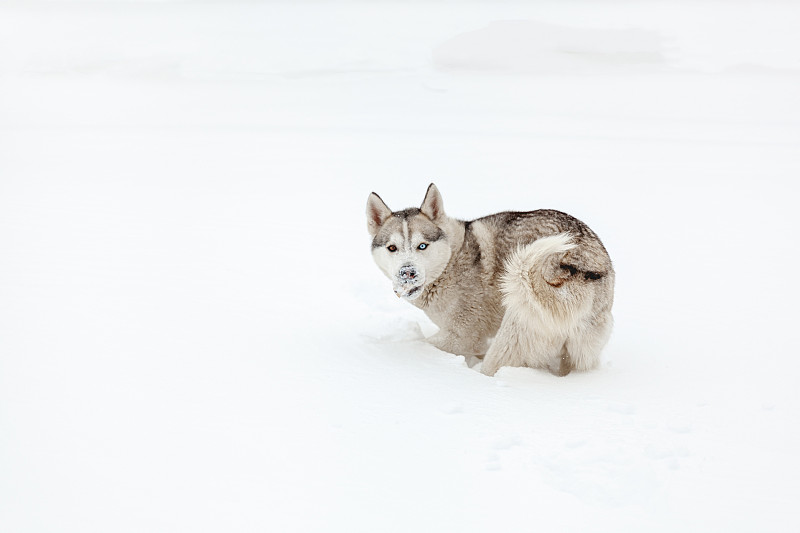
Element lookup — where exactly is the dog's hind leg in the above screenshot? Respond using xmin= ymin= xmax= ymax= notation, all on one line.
xmin=481 ymin=313 xmax=566 ymax=376
xmin=551 ymin=343 xmax=573 ymax=377
xmin=480 ymin=316 xmax=525 ymax=376
xmin=565 ymin=310 xmax=613 ymax=372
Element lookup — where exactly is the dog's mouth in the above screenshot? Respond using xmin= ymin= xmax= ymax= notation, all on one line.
xmin=393 ymin=281 xmax=424 ymax=300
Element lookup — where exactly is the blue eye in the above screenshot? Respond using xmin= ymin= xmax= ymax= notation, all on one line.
xmin=418 ymin=243 xmax=428 ymax=250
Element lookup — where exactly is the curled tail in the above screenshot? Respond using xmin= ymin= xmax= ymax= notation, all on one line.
xmin=500 ymin=233 xmax=595 ymax=335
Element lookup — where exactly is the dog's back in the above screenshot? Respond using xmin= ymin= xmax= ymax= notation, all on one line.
xmin=474 ymin=209 xmax=612 ymax=279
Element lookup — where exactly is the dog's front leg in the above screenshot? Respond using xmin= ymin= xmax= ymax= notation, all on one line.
xmin=427 ymin=330 xmax=487 ymax=357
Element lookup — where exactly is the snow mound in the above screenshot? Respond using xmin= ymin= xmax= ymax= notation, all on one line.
xmin=433 ymin=20 xmax=664 ymax=74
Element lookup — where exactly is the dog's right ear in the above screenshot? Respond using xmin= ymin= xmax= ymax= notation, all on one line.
xmin=420 ymin=183 xmax=444 ymax=222
xmin=366 ymin=192 xmax=392 ymax=236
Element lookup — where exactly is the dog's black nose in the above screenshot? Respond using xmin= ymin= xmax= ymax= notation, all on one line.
xmin=399 ymin=265 xmax=418 ymax=281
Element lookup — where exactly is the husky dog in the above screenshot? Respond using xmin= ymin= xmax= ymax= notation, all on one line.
xmin=366 ymin=184 xmax=614 ymax=377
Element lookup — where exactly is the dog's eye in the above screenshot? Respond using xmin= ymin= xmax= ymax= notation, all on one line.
xmin=418 ymin=243 xmax=428 ymax=250
xmin=387 ymin=245 xmax=397 ymax=252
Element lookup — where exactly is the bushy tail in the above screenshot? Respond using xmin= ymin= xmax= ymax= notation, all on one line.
xmin=500 ymin=233 xmax=592 ymax=334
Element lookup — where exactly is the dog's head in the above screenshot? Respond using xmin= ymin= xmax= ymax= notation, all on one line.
xmin=366 ymin=184 xmax=453 ymax=301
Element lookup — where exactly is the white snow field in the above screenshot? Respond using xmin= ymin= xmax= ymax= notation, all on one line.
xmin=2 ymin=1 xmax=799 ymax=531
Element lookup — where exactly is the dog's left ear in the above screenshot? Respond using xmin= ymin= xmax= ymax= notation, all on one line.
xmin=366 ymin=192 xmax=392 ymax=236
xmin=420 ymin=183 xmax=445 ymax=221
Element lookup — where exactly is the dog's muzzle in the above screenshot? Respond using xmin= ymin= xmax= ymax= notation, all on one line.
xmin=393 ymin=264 xmax=424 ymax=300
xmin=399 ymin=265 xmax=418 ymax=282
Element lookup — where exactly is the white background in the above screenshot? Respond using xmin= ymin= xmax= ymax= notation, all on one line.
xmin=2 ymin=1 xmax=799 ymax=531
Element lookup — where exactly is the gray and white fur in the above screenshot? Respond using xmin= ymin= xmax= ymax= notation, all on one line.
xmin=366 ymin=184 xmax=614 ymax=377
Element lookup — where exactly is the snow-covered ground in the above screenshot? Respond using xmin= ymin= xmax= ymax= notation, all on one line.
xmin=2 ymin=1 xmax=799 ymax=531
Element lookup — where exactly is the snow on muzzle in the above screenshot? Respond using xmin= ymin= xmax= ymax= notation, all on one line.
xmin=393 ymin=264 xmax=425 ymax=300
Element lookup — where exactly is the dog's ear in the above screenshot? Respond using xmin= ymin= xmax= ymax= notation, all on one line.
xmin=366 ymin=192 xmax=392 ymax=236
xmin=420 ymin=183 xmax=445 ymax=221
